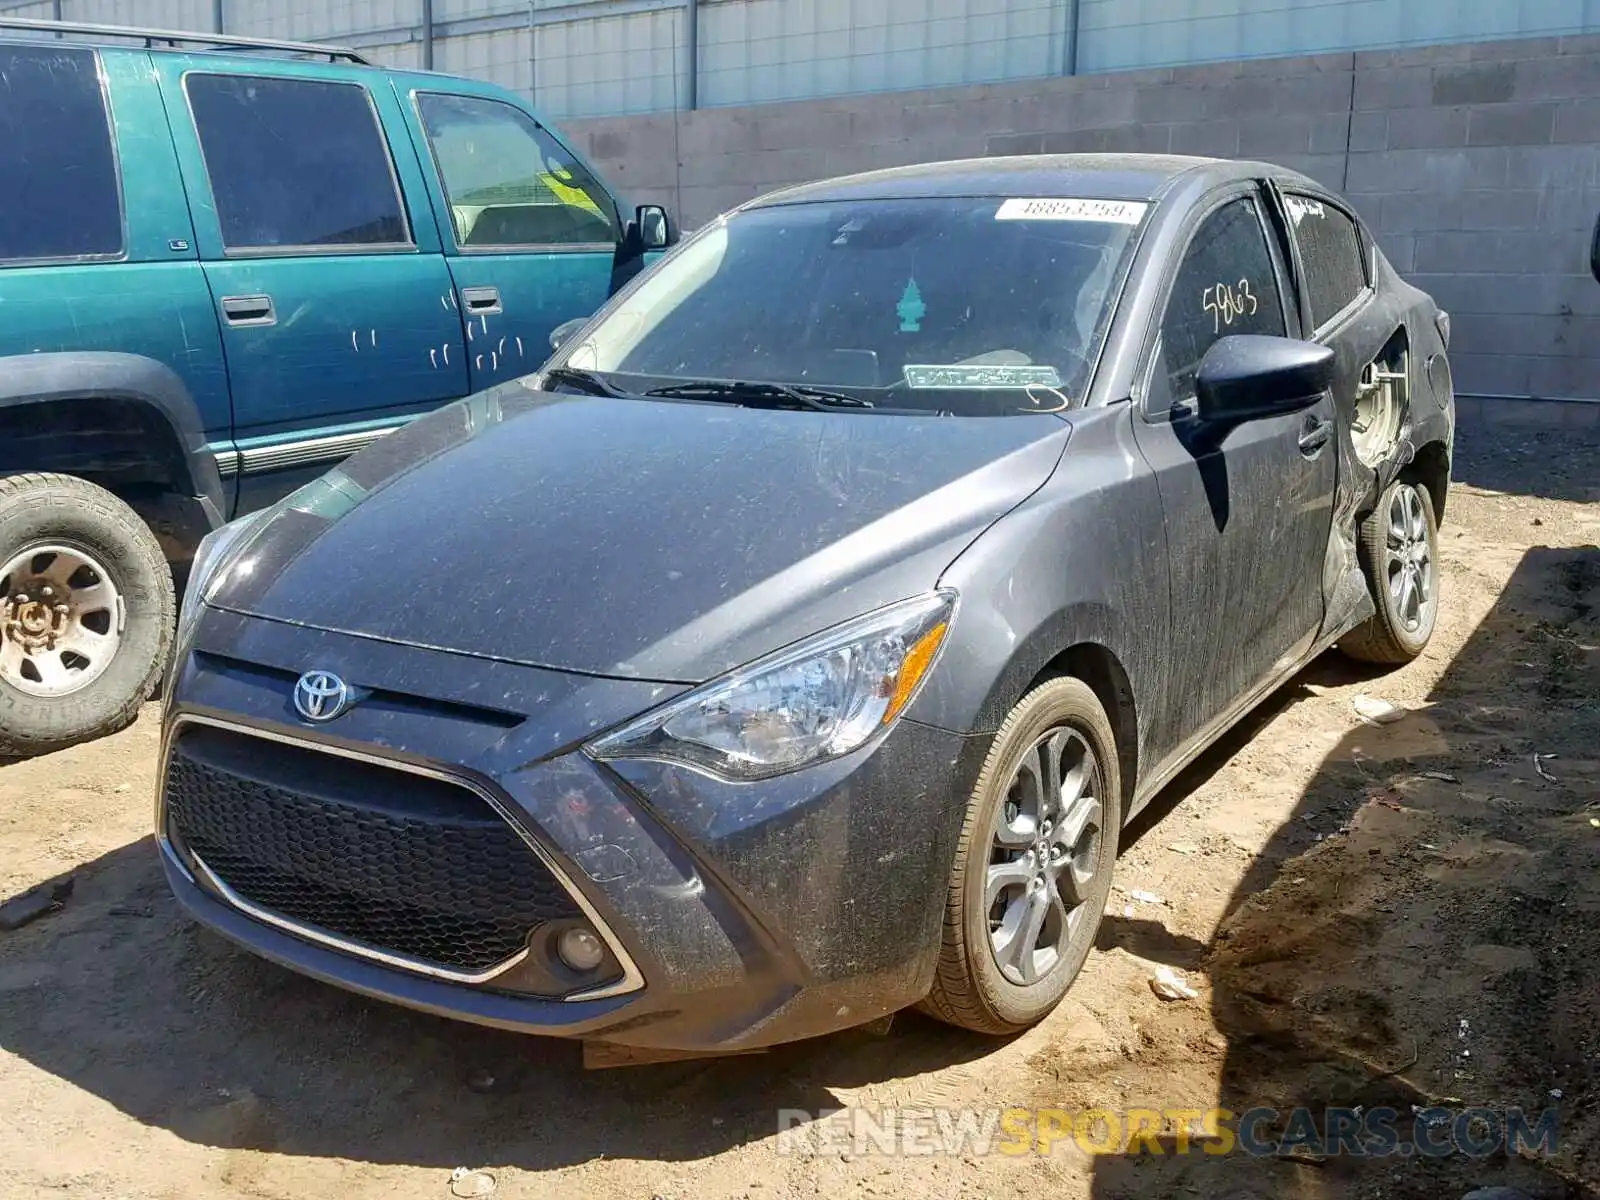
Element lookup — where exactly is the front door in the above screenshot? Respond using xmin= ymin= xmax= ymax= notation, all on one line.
xmin=403 ymin=89 xmax=622 ymax=390
xmin=155 ymin=59 xmax=469 ymax=515
xmin=1131 ymin=187 xmax=1338 ymax=760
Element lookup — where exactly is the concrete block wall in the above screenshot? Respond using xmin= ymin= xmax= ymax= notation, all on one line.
xmin=566 ymin=32 xmax=1600 ymax=404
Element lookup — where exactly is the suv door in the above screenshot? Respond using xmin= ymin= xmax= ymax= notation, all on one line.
xmin=153 ymin=58 xmax=470 ymax=515
xmin=1130 ymin=186 xmax=1339 ymax=754
xmin=402 ymin=87 xmax=624 ymax=391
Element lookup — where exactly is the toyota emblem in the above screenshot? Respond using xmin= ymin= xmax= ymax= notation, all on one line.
xmin=294 ymin=670 xmax=352 ymax=722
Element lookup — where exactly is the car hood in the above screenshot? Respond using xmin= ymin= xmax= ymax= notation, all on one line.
xmin=209 ymin=383 xmax=1071 ymax=683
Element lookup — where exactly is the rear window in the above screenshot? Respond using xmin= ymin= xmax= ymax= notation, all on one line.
xmin=185 ymin=74 xmax=409 ymax=251
xmin=1284 ymin=193 xmax=1368 ymax=330
xmin=0 ymin=45 xmax=123 ymax=263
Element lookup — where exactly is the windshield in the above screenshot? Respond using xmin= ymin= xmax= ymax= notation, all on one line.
xmin=556 ymin=196 xmax=1147 ymax=416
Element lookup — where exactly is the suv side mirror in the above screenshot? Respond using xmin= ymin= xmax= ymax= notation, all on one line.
xmin=637 ymin=204 xmax=672 ymax=250
xmin=1194 ymin=334 xmax=1336 ymax=422
xmin=549 ymin=317 xmax=587 ymax=353
xmin=1590 ymin=212 xmax=1600 ymax=284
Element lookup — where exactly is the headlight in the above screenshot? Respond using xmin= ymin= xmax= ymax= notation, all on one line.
xmin=588 ymin=590 xmax=957 ymax=782
xmin=173 ymin=509 xmax=269 ymax=661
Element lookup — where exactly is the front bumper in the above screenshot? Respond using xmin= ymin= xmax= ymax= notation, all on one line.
xmin=160 ymin=610 xmax=989 ymax=1051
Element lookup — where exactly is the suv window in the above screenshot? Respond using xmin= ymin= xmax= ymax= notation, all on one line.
xmin=1283 ymin=193 xmax=1368 ymax=330
xmin=1156 ymin=194 xmax=1287 ymax=407
xmin=416 ymin=93 xmax=618 ymax=249
xmin=0 ymin=45 xmax=122 ymax=263
xmin=185 ymin=74 xmax=409 ymax=251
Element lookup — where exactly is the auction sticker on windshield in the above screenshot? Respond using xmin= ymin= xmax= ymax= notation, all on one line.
xmin=903 ymin=364 xmax=1064 ymax=389
xmin=995 ymin=198 xmax=1148 ymax=224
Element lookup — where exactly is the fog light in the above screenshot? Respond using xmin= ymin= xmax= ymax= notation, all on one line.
xmin=556 ymin=926 xmax=606 ymax=972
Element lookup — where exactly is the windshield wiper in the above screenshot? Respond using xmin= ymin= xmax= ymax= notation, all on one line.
xmin=644 ymin=379 xmax=874 ymax=411
xmin=540 ymin=366 xmax=633 ymax=398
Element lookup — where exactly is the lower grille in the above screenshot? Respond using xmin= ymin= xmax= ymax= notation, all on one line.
xmin=163 ymin=725 xmax=582 ymax=977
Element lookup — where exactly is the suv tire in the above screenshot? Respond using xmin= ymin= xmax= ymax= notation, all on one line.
xmin=921 ymin=676 xmax=1121 ymax=1035
xmin=0 ymin=473 xmax=174 ymax=757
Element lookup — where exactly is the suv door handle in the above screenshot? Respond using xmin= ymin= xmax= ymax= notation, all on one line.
xmin=220 ymin=294 xmax=275 ymax=326
xmin=459 ymin=286 xmax=502 ymax=314
xmin=1298 ymin=415 xmax=1333 ymax=457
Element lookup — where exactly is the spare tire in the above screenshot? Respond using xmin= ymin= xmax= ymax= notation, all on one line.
xmin=0 ymin=473 xmax=174 ymax=757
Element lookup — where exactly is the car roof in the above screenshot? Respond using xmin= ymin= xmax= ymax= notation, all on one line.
xmin=746 ymin=153 xmax=1291 ymax=209
xmin=0 ymin=25 xmax=375 ymax=73
xmin=0 ymin=26 xmax=543 ymax=89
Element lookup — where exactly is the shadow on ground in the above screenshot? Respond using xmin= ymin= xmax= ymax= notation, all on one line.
xmin=0 ymin=832 xmax=1006 ymax=1171
xmin=1451 ymin=419 xmax=1599 ymax=505
xmin=1088 ymin=544 xmax=1600 ymax=1198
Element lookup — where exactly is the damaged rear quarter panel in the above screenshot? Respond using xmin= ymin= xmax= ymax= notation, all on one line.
xmin=1312 ymin=231 xmax=1455 ymax=647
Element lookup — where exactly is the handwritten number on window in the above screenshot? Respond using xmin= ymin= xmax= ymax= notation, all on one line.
xmin=1202 ymin=279 xmax=1259 ymax=333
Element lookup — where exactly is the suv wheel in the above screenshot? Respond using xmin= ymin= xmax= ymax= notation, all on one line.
xmin=921 ymin=676 xmax=1121 ymax=1035
xmin=0 ymin=473 xmax=174 ymax=757
xmin=1339 ymin=477 xmax=1440 ymax=665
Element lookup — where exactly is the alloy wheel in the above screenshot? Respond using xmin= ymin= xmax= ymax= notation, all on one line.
xmin=1383 ymin=483 xmax=1435 ymax=633
xmin=986 ymin=726 xmax=1104 ymax=986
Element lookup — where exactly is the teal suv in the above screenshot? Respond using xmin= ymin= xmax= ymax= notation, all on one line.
xmin=0 ymin=16 xmax=675 ymax=755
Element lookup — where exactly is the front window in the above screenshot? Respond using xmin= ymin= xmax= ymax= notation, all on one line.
xmin=558 ymin=196 xmax=1146 ymax=416
xmin=1155 ymin=194 xmax=1289 ymax=408
xmin=416 ymin=93 xmax=618 ymax=249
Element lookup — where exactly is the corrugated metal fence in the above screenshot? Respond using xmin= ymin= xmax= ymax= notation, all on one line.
xmin=2 ymin=0 xmax=1598 ymax=120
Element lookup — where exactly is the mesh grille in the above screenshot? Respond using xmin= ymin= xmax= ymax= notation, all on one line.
xmin=163 ymin=729 xmax=581 ymax=975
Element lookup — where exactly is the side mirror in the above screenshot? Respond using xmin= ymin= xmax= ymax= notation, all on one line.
xmin=636 ymin=203 xmax=675 ymax=251
xmin=549 ymin=316 xmax=587 ymax=353
xmin=1194 ymin=334 xmax=1336 ymax=422
xmin=1590 ymin=211 xmax=1600 ymax=284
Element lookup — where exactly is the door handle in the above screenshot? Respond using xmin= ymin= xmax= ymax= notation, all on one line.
xmin=1298 ymin=415 xmax=1333 ymax=457
xmin=220 ymin=294 xmax=275 ymax=326
xmin=459 ymin=286 xmax=502 ymax=315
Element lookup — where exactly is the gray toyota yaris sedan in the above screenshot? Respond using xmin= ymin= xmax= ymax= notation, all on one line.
xmin=158 ymin=154 xmax=1454 ymax=1053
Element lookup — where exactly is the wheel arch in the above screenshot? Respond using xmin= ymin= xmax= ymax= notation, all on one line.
xmin=1028 ymin=642 xmax=1139 ymax=820
xmin=0 ymin=352 xmax=226 ymax=510
xmin=0 ymin=353 xmax=228 ymax=560
xmin=1406 ymin=438 xmax=1451 ymax=528
xmin=954 ymin=607 xmax=1145 ymax=815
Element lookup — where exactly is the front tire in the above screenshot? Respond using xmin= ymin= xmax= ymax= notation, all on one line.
xmin=922 ymin=676 xmax=1121 ymax=1035
xmin=1339 ymin=477 xmax=1440 ymax=665
xmin=0 ymin=473 xmax=174 ymax=757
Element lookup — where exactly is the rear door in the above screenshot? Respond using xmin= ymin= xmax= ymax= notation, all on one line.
xmin=399 ymin=85 xmax=623 ymax=390
xmin=1130 ymin=186 xmax=1338 ymax=756
xmin=1267 ymin=186 xmax=1402 ymax=632
xmin=153 ymin=58 xmax=470 ymax=515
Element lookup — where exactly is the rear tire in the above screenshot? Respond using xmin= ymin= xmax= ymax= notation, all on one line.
xmin=1339 ymin=477 xmax=1440 ymax=665
xmin=921 ymin=676 xmax=1121 ymax=1035
xmin=0 ymin=473 xmax=174 ymax=757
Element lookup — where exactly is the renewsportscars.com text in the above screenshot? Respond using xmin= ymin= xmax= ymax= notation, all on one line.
xmin=774 ymin=1105 xmax=1560 ymax=1159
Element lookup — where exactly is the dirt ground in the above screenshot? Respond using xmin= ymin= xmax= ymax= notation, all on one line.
xmin=1 ymin=420 xmax=1596 ymax=1200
